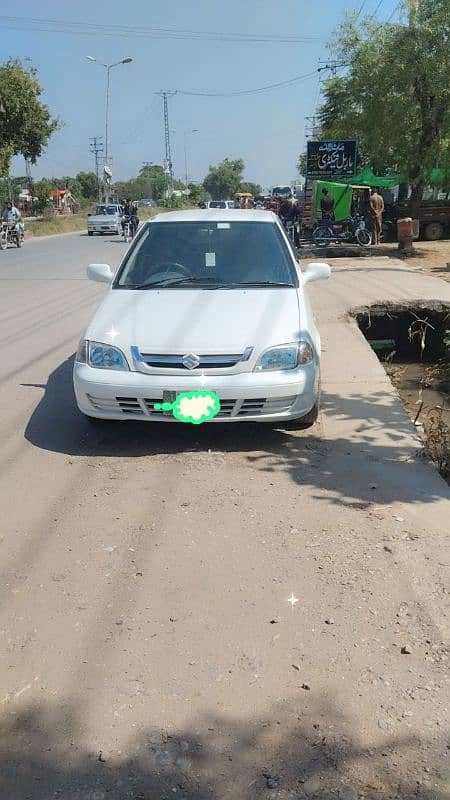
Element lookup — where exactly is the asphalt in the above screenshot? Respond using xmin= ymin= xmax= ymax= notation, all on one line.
xmin=0 ymin=234 xmax=449 ymax=800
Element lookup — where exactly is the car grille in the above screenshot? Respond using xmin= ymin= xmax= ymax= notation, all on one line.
xmin=131 ymin=347 xmax=253 ymax=371
xmin=87 ymin=394 xmax=296 ymax=418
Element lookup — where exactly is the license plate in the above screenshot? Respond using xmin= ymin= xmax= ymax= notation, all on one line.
xmin=162 ymin=390 xmax=177 ymax=414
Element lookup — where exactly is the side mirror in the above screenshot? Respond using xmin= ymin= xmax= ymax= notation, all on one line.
xmin=302 ymin=262 xmax=331 ymax=285
xmin=87 ymin=263 xmax=114 ymax=284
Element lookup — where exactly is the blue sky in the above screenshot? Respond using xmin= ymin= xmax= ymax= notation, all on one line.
xmin=3 ymin=0 xmax=401 ymax=189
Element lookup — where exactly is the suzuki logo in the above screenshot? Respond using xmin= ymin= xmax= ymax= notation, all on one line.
xmin=182 ymin=352 xmax=200 ymax=370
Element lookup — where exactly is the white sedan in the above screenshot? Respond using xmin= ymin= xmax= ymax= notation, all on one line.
xmin=87 ymin=203 xmax=123 ymax=236
xmin=74 ymin=209 xmax=330 ymax=426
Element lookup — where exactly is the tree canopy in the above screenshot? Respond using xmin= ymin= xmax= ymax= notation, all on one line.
xmin=203 ymin=158 xmax=244 ymax=199
xmin=310 ymin=0 xmax=450 ymax=203
xmin=239 ymin=181 xmax=262 ymax=196
xmin=0 ymin=60 xmax=59 ymax=176
xmin=114 ymin=164 xmax=166 ymax=201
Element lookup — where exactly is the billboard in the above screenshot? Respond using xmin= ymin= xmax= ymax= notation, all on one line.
xmin=306 ymin=140 xmax=357 ymax=180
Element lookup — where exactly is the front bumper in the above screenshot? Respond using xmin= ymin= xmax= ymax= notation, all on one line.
xmin=87 ymin=222 xmax=120 ymax=234
xmin=73 ymin=362 xmax=319 ymax=422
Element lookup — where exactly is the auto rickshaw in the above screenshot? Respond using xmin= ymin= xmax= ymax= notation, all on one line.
xmin=234 ymin=192 xmax=254 ymax=209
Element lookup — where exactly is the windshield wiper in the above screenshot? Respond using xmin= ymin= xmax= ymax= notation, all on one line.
xmin=129 ymin=276 xmax=211 ymax=289
xmin=238 ymin=281 xmax=294 ymax=288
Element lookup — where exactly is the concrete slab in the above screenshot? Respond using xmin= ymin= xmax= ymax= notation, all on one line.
xmin=306 ymin=257 xmax=450 ymax=627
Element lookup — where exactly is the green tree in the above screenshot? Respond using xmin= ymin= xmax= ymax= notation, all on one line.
xmin=186 ymin=182 xmax=204 ymax=204
xmin=0 ymin=60 xmax=59 ymax=176
xmin=75 ymin=171 xmax=98 ymax=199
xmin=203 ymin=158 xmax=245 ymax=199
xmin=297 ymin=153 xmax=307 ymax=178
xmin=239 ymin=181 xmax=262 ymax=195
xmin=314 ymin=0 xmax=450 ymax=211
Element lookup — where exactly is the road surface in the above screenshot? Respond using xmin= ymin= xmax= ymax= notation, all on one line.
xmin=0 ymin=233 xmax=449 ymax=800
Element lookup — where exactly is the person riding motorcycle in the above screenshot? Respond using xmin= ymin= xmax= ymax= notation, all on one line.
xmin=279 ymin=194 xmax=299 ymax=244
xmin=121 ymin=199 xmax=139 ymax=237
xmin=2 ymin=200 xmax=25 ymax=239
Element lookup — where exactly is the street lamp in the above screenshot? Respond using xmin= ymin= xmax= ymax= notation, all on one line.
xmin=86 ymin=56 xmax=133 ymax=190
xmin=184 ymin=129 xmax=199 ymax=187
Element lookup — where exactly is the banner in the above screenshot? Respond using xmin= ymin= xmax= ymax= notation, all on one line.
xmin=306 ymin=140 xmax=357 ymax=180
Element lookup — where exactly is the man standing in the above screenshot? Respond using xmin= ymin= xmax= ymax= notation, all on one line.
xmin=370 ymin=188 xmax=385 ymax=245
xmin=320 ymin=188 xmax=335 ymax=221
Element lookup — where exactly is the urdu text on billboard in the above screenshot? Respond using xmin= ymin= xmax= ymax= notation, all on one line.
xmin=306 ymin=140 xmax=357 ymax=180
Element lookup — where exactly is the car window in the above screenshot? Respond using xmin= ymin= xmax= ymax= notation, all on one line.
xmin=209 ymin=201 xmax=227 ymax=209
xmin=95 ymin=205 xmax=117 ymax=215
xmin=115 ymin=221 xmax=298 ymax=288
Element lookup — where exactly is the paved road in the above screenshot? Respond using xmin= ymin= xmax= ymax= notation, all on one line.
xmin=0 ymin=233 xmax=449 ymax=800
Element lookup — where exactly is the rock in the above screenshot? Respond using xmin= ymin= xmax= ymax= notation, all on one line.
xmin=266 ymin=777 xmax=278 ymax=789
xmin=301 ymin=683 xmax=310 ymax=690
xmin=384 ymin=545 xmax=393 ymax=553
xmin=292 ymin=664 xmax=300 ymax=671
xmin=270 ymin=619 xmax=279 ymax=624
xmin=401 ymin=644 xmax=413 ymax=654
xmin=325 ymin=617 xmax=335 ymax=625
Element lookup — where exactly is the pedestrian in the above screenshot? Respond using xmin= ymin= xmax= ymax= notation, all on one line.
xmin=320 ymin=188 xmax=335 ymax=221
xmin=370 ymin=188 xmax=385 ymax=245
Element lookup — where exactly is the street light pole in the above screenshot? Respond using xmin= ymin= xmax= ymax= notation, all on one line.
xmin=86 ymin=56 xmax=133 ymax=199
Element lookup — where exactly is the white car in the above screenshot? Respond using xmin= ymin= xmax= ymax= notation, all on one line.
xmin=74 ymin=209 xmax=330 ymax=426
xmin=206 ymin=200 xmax=232 ymax=209
xmin=87 ymin=204 xmax=123 ymax=236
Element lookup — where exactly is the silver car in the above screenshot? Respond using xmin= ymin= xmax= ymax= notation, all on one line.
xmin=87 ymin=204 xmax=123 ymax=236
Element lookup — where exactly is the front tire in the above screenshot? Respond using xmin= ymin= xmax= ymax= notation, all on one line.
xmin=356 ymin=228 xmax=372 ymax=246
xmin=284 ymin=402 xmax=319 ymax=430
xmin=0 ymin=234 xmax=7 ymax=251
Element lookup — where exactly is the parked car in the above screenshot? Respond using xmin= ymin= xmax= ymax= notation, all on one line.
xmin=138 ymin=199 xmax=157 ymax=208
xmin=74 ymin=209 xmax=331 ymax=426
xmin=206 ymin=200 xmax=229 ymax=209
xmin=87 ymin=204 xmax=123 ymax=236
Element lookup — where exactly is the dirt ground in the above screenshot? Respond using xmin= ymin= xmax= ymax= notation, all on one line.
xmin=363 ymin=240 xmax=450 ymax=282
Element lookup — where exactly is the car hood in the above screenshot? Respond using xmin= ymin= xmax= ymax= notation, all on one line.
xmin=86 ymin=288 xmax=301 ymax=355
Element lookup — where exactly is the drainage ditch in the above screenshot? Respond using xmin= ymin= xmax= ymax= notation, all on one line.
xmin=354 ymin=301 xmax=450 ymax=483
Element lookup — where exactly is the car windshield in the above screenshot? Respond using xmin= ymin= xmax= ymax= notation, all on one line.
xmin=95 ymin=205 xmax=117 ymax=215
xmin=115 ymin=221 xmax=297 ymax=289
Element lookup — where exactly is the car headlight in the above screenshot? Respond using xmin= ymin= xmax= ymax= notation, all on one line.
xmin=254 ymin=341 xmax=314 ymax=371
xmin=75 ymin=339 xmax=129 ymax=371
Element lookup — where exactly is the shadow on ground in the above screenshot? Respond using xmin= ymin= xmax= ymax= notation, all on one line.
xmin=0 ymin=697 xmax=446 ymax=800
xmin=22 ymin=355 xmax=450 ymax=508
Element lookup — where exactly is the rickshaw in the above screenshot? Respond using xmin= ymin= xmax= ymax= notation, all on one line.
xmin=234 ymin=192 xmax=254 ymax=209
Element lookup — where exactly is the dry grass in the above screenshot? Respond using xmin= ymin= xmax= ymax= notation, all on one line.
xmin=25 ymin=213 xmax=88 ymax=238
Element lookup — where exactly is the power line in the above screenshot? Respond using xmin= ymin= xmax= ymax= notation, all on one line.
xmin=357 ymin=0 xmax=368 ymax=17
xmin=0 ymin=15 xmax=323 ymax=44
xmin=174 ymin=69 xmax=318 ymax=98
xmin=387 ymin=1 xmax=403 ymax=22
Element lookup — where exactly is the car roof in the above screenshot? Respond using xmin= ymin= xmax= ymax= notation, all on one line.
xmin=150 ymin=209 xmax=278 ymax=224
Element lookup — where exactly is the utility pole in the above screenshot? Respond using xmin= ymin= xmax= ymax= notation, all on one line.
xmin=318 ymin=59 xmax=349 ymax=77
xmin=157 ymin=90 xmax=177 ymax=199
xmin=304 ymin=115 xmax=321 ymax=141
xmin=90 ymin=137 xmax=104 ymax=200
xmin=24 ymin=158 xmax=32 ymax=189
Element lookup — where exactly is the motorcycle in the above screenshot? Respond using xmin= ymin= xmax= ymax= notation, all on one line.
xmin=0 ymin=222 xmax=24 ymax=250
xmin=121 ymin=215 xmax=137 ymax=243
xmin=312 ymin=214 xmax=372 ymax=247
xmin=281 ymin=217 xmax=297 ymax=245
